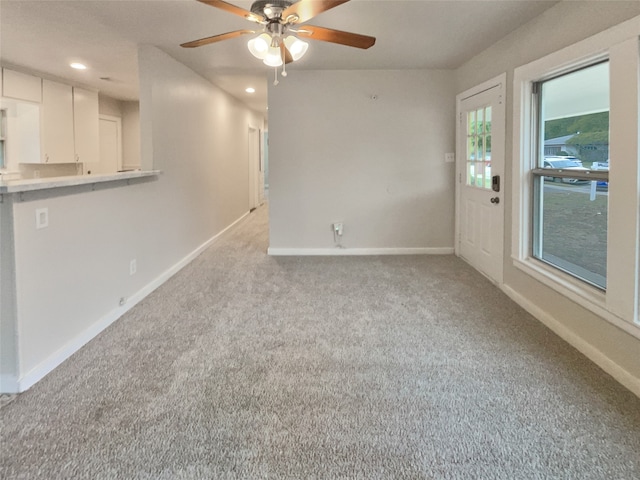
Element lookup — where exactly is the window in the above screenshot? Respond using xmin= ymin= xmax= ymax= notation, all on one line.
xmin=512 ymin=26 xmax=640 ymax=334
xmin=466 ymin=106 xmax=492 ymax=188
xmin=531 ymin=62 xmax=610 ymax=289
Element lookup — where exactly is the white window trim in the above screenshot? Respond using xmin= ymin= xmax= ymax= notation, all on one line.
xmin=512 ymin=15 xmax=640 ymax=340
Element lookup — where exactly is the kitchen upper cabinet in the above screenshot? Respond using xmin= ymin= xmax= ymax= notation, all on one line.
xmin=2 ymin=69 xmax=42 ymax=103
xmin=41 ymin=79 xmax=75 ymax=164
xmin=12 ymin=75 xmax=100 ymax=165
xmin=73 ymin=88 xmax=99 ymax=163
xmin=1 ymin=99 xmax=41 ymax=166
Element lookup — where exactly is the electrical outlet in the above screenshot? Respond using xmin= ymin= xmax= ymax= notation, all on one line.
xmin=445 ymin=152 xmax=455 ymax=163
xmin=129 ymin=259 xmax=137 ymax=276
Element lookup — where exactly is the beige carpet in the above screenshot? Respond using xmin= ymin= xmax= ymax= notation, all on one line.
xmin=2 ymin=204 xmax=640 ymax=479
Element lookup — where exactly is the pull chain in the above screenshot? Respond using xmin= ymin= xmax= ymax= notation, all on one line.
xmin=281 ymin=46 xmax=287 ymax=77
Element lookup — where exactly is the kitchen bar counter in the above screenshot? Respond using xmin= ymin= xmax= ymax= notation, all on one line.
xmin=0 ymin=170 xmax=161 ymax=194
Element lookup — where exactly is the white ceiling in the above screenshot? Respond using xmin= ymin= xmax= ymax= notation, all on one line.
xmin=0 ymin=0 xmax=560 ymax=115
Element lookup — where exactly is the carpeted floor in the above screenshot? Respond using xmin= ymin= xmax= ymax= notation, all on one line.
xmin=2 ymin=204 xmax=640 ymax=479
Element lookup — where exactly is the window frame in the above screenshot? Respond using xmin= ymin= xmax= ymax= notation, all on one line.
xmin=512 ymin=24 xmax=640 ymax=338
xmin=531 ymin=62 xmax=611 ymax=291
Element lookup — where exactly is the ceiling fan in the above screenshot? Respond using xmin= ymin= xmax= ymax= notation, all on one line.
xmin=181 ymin=0 xmax=376 ymax=82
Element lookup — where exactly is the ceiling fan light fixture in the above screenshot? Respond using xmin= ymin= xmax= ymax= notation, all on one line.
xmin=284 ymin=36 xmax=308 ymax=61
xmin=181 ymin=0 xmax=377 ymax=87
xmin=263 ymin=45 xmax=283 ymax=67
xmin=247 ymin=33 xmax=271 ymax=59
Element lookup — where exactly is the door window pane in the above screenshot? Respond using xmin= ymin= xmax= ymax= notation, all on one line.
xmin=466 ymin=106 xmax=492 ymax=189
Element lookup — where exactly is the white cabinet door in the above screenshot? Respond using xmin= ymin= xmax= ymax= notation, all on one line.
xmin=1 ymin=99 xmax=41 ymax=165
xmin=73 ymin=88 xmax=99 ymax=163
xmin=41 ymin=80 xmax=74 ymax=164
xmin=2 ymin=69 xmax=42 ymax=103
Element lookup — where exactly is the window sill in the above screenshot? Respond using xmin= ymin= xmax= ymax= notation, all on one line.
xmin=512 ymin=256 xmax=640 ymax=340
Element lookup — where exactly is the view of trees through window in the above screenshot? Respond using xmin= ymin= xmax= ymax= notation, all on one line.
xmin=545 ymin=111 xmax=609 ymax=164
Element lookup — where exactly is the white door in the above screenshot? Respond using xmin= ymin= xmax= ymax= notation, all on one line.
xmin=248 ymin=126 xmax=261 ymax=210
xmin=456 ymin=76 xmax=505 ymax=284
xmin=93 ymin=116 xmax=121 ymax=175
xmin=258 ymin=132 xmax=265 ymax=204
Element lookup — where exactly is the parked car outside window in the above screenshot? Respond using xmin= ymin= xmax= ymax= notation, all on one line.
xmin=543 ymin=156 xmax=589 ymax=183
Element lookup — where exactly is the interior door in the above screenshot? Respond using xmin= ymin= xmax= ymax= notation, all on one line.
xmin=456 ymin=80 xmax=505 ymax=284
xmin=94 ymin=116 xmax=120 ymax=174
xmin=248 ymin=126 xmax=263 ymax=210
xmin=258 ymin=129 xmax=265 ymax=205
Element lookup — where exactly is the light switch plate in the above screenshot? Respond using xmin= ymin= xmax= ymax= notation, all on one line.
xmin=35 ymin=208 xmax=49 ymax=229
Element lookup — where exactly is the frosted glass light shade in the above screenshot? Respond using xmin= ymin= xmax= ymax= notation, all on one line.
xmin=263 ymin=46 xmax=283 ymax=67
xmin=284 ymin=36 xmax=308 ymax=61
xmin=248 ymin=33 xmax=271 ymax=59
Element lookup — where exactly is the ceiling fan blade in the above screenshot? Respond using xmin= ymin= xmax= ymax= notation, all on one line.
xmin=280 ymin=43 xmax=293 ymax=64
xmin=282 ymin=0 xmax=350 ymax=24
xmin=296 ymin=25 xmax=376 ymax=49
xmin=197 ymin=0 xmax=264 ymax=23
xmin=181 ymin=29 xmax=254 ymax=48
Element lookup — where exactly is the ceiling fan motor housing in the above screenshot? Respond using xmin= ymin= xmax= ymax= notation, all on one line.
xmin=251 ymin=0 xmax=296 ymax=21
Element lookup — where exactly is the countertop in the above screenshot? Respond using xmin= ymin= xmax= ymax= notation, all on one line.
xmin=0 ymin=170 xmax=162 ymax=194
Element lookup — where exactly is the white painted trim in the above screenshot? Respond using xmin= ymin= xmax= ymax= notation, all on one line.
xmin=511 ymin=16 xmax=640 ymax=329
xmin=267 ymin=247 xmax=454 ymax=256
xmin=16 ymin=210 xmax=250 ymax=392
xmin=457 ymin=73 xmax=506 ymax=103
xmin=512 ymin=257 xmax=640 ymax=341
xmin=0 ymin=374 xmax=19 ymax=394
xmin=502 ymin=284 xmax=640 ymax=399
xmin=455 ymin=72 xmax=507 ymax=282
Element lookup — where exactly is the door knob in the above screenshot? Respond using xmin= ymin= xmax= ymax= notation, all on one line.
xmin=490 ymin=197 xmax=500 ymax=204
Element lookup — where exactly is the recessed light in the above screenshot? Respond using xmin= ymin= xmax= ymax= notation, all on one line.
xmin=245 ymin=87 xmax=256 ymax=93
xmin=70 ymin=63 xmax=87 ymax=70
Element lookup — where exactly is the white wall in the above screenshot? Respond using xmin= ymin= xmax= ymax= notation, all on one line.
xmin=268 ymin=70 xmax=456 ymax=254
xmin=98 ymin=95 xmax=123 ymax=117
xmin=0 ymin=198 xmax=18 ymax=392
xmin=455 ymin=2 xmax=640 ymax=393
xmin=19 ymin=163 xmax=79 ymax=179
xmin=4 ymin=46 xmax=263 ymax=390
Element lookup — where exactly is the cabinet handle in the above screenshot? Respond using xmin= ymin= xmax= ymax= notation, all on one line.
xmin=45 ymin=154 xmax=49 ymax=163
xmin=75 ymin=153 xmax=79 ymax=162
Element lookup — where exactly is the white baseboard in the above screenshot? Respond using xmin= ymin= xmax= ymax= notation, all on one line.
xmin=267 ymin=247 xmax=454 ymax=256
xmin=501 ymin=284 xmax=640 ymax=399
xmin=16 ymin=211 xmax=250 ymax=393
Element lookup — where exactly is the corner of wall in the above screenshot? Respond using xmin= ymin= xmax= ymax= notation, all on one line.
xmin=0 ymin=196 xmax=19 ymax=394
